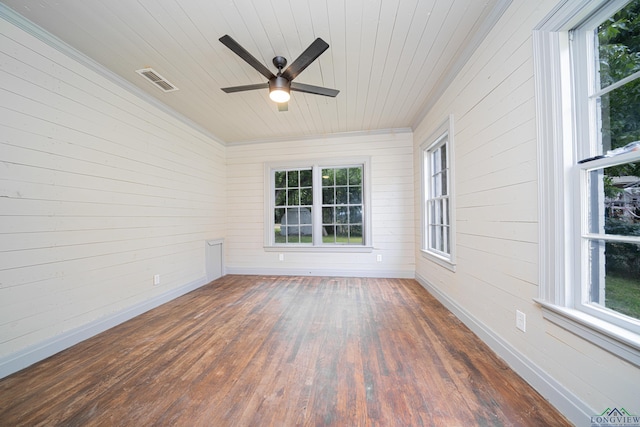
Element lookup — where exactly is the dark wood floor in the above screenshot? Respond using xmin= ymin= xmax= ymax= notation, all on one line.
xmin=0 ymin=275 xmax=571 ymax=426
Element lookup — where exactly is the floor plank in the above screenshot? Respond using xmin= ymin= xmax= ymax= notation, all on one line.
xmin=0 ymin=276 xmax=571 ymax=426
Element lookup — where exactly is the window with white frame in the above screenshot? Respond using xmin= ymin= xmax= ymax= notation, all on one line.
xmin=421 ymin=117 xmax=455 ymax=269
xmin=265 ymin=158 xmax=371 ymax=250
xmin=535 ymin=0 xmax=640 ymax=366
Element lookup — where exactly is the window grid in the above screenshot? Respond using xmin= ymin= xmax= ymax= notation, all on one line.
xmin=321 ymin=167 xmax=364 ymax=245
xmin=425 ymin=138 xmax=450 ymax=256
xmin=573 ymin=1 xmax=640 ymax=328
xmin=270 ymin=163 xmax=368 ymax=247
xmin=274 ymin=169 xmax=313 ymax=244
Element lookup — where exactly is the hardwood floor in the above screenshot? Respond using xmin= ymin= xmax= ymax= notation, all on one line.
xmin=0 ymin=276 xmax=571 ymax=426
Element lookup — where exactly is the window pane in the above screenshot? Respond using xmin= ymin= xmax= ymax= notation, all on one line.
xmin=433 ymin=172 xmax=442 ymax=197
xmin=336 ymin=206 xmax=348 ymax=223
xmin=598 ymin=79 xmax=640 ymax=153
xmin=597 ymin=1 xmax=640 ymax=90
xmin=349 ymin=167 xmax=362 ymax=185
xmin=429 ymin=200 xmax=435 ymax=226
xmin=322 ymin=207 xmax=334 ymax=224
xmin=349 ymin=187 xmax=362 ymax=204
xmin=441 ymin=143 xmax=447 ymax=171
xmin=323 ymin=188 xmax=334 ymax=204
xmin=588 ymin=163 xmax=640 ymax=236
xmin=300 ymin=187 xmax=313 ymax=205
xmin=288 ymin=170 xmax=299 ymax=187
xmin=349 ymin=206 xmax=362 ymax=223
xmin=443 ymin=198 xmax=449 ymax=226
xmin=275 ymin=171 xmax=286 ymax=188
xmin=432 ymin=149 xmax=441 ymax=174
xmin=349 ymin=225 xmax=363 ymax=244
xmin=336 ymin=187 xmax=348 ymax=204
xmin=274 ymin=208 xmax=285 ymax=243
xmin=588 ymin=239 xmax=640 ymax=321
xmin=336 ymin=224 xmax=349 ymax=240
xmin=443 ymin=226 xmax=449 ymax=253
xmin=287 ymin=189 xmax=299 ymax=206
xmin=431 ymin=225 xmax=437 ymax=250
xmin=441 ymin=170 xmax=448 ymax=196
xmin=300 ymin=169 xmax=312 ymax=186
xmin=322 ymin=169 xmax=334 ymax=185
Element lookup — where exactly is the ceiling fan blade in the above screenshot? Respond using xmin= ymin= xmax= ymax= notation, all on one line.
xmin=278 ymin=102 xmax=288 ymax=112
xmin=221 ymin=83 xmax=269 ymax=93
xmin=219 ymin=35 xmax=275 ymax=80
xmin=290 ymin=82 xmax=339 ymax=97
xmin=281 ymin=38 xmax=329 ymax=81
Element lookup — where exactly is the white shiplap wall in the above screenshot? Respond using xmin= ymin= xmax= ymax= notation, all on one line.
xmin=413 ymin=0 xmax=640 ymax=424
xmin=0 ymin=17 xmax=226 ymax=373
xmin=226 ymin=131 xmax=415 ymax=277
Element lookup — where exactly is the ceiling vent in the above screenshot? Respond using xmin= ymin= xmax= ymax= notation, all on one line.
xmin=135 ymin=68 xmax=178 ymax=92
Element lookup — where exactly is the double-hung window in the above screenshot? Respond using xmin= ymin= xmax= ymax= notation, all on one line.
xmin=535 ymin=0 xmax=640 ymax=365
xmin=265 ymin=158 xmax=371 ymax=250
xmin=421 ymin=117 xmax=456 ymax=270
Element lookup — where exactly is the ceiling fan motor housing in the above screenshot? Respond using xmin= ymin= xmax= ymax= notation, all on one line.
xmin=270 ymin=76 xmax=290 ymax=91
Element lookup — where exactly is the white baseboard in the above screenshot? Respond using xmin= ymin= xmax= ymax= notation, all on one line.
xmin=225 ymin=267 xmax=415 ymax=279
xmin=0 ymin=277 xmax=210 ymax=379
xmin=415 ymin=272 xmax=592 ymax=427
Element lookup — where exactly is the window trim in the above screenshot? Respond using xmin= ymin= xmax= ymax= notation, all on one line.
xmin=534 ymin=0 xmax=640 ymax=366
xmin=264 ymin=157 xmax=373 ymax=252
xmin=420 ymin=115 xmax=456 ymax=271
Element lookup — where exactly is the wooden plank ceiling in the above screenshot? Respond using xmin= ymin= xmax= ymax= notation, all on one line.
xmin=2 ymin=0 xmax=507 ymax=144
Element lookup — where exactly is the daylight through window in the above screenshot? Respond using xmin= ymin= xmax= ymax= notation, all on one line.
xmin=268 ymin=161 xmax=369 ymax=248
xmin=421 ymin=117 xmax=455 ymax=269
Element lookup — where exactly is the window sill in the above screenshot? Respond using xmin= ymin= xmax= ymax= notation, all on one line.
xmin=420 ymin=249 xmax=456 ymax=272
xmin=535 ymin=299 xmax=640 ymax=367
xmin=264 ymin=245 xmax=374 ymax=253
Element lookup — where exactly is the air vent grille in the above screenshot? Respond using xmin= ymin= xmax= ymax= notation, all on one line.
xmin=135 ymin=68 xmax=178 ymax=92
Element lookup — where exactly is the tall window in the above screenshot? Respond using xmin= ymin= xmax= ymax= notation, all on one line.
xmin=421 ymin=117 xmax=455 ymax=269
xmin=266 ymin=159 xmax=371 ymax=249
xmin=535 ymin=0 xmax=640 ymax=365
xmin=575 ymin=0 xmax=640 ymax=330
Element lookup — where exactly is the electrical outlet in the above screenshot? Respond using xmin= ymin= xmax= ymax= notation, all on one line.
xmin=376 ymin=254 xmax=382 ymax=262
xmin=278 ymin=253 xmax=284 ymax=261
xmin=516 ymin=310 xmax=526 ymax=332
xmin=153 ymin=274 xmax=160 ymax=285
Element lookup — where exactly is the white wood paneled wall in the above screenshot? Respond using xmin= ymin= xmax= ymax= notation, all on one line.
xmin=226 ymin=131 xmax=415 ymax=277
xmin=413 ymin=0 xmax=639 ymax=424
xmin=0 ymin=19 xmax=226 ymax=364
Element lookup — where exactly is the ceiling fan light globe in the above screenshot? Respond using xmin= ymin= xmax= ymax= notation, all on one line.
xmin=269 ymin=89 xmax=290 ymax=103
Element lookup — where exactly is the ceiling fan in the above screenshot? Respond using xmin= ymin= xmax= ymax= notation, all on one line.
xmin=219 ymin=35 xmax=339 ymax=111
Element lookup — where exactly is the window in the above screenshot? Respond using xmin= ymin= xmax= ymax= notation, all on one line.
xmin=535 ymin=0 xmax=640 ymax=366
xmin=421 ymin=116 xmax=456 ymax=269
xmin=265 ymin=158 xmax=371 ymax=250
xmin=274 ymin=169 xmax=313 ymax=244
xmin=321 ymin=166 xmax=364 ymax=245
